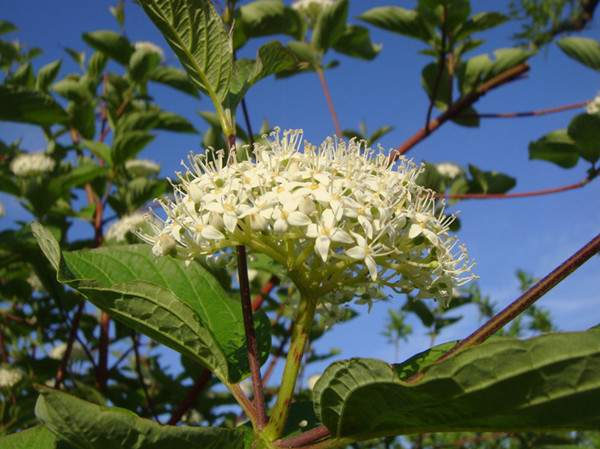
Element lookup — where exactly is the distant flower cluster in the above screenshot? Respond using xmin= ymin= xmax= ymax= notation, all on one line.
xmin=0 ymin=366 xmax=23 ymax=388
xmin=10 ymin=152 xmax=55 ymax=177
xmin=125 ymin=159 xmax=161 ymax=177
xmin=586 ymin=92 xmax=600 ymax=114
xmin=140 ymin=129 xmax=475 ymax=305
xmin=106 ymin=213 xmax=148 ymax=242
xmin=436 ymin=162 xmax=463 ymax=179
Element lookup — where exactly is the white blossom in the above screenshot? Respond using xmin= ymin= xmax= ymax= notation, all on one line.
xmin=140 ymin=129 xmax=476 ymax=305
xmin=10 ymin=152 xmax=55 ymax=177
xmin=125 ymin=159 xmax=161 ymax=177
xmin=0 ymin=366 xmax=24 ymax=388
xmin=436 ymin=162 xmax=462 ymax=178
xmin=586 ymin=92 xmax=600 ymax=114
xmin=106 ymin=213 xmax=148 ymax=242
xmin=134 ymin=41 xmax=165 ymax=61
xmin=49 ymin=342 xmax=86 ymax=362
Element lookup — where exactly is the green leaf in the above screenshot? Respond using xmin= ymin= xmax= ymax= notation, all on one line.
xmin=529 ymin=129 xmax=580 ymax=168
xmin=36 ymin=388 xmax=247 ymax=449
xmin=129 ymin=48 xmax=162 ymax=82
xmin=112 ymin=131 xmax=155 ymax=166
xmin=82 ymin=30 xmax=134 ymax=65
xmin=0 ymin=20 xmax=17 ymax=36
xmin=455 ymin=11 xmax=508 ymax=40
xmin=360 ymin=6 xmax=432 ymax=41
xmin=394 ymin=341 xmax=456 ymax=379
xmin=0 ymin=425 xmax=65 ymax=449
xmin=148 ymin=66 xmax=199 ymax=97
xmin=235 ymin=0 xmax=303 ymax=49
xmin=36 ymin=60 xmax=62 ymax=92
xmin=312 ymin=0 xmax=349 ymax=52
xmin=0 ymin=86 xmax=68 ymax=126
xmin=47 ymin=163 xmax=107 ymax=200
xmin=333 ymin=25 xmax=381 ymax=61
xmin=314 ymin=330 xmax=600 ymax=439
xmin=421 ymin=62 xmax=451 ymax=110
xmin=468 ymin=164 xmax=516 ymax=194
xmin=81 ymin=139 xmax=112 ymax=165
xmin=156 ymin=111 xmax=197 ymax=133
xmin=68 ymin=101 xmax=96 ymax=140
xmin=65 ymin=48 xmax=85 ymax=69
xmin=567 ymin=113 xmax=600 ymax=163
xmin=489 ymin=47 xmax=533 ymax=77
xmin=139 ymin=0 xmax=233 ymax=103
xmin=53 ymin=79 xmax=93 ymax=103
xmin=457 ymin=54 xmax=492 ymax=93
xmin=557 ymin=37 xmax=600 ymax=71
xmin=33 ymin=228 xmax=270 ymax=383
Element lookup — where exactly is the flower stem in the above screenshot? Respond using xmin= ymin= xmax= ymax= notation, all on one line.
xmin=315 ymin=67 xmax=342 ymax=137
xmin=264 ymin=294 xmax=318 ymax=440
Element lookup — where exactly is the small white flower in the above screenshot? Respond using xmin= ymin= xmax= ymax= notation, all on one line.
xmin=125 ymin=159 xmax=160 ymax=177
xmin=49 ymin=342 xmax=86 ymax=362
xmin=306 ymin=208 xmax=353 ymax=262
xmin=106 ymin=213 xmax=148 ymax=242
xmin=134 ymin=41 xmax=165 ymax=61
xmin=0 ymin=366 xmax=24 ymax=388
xmin=308 ymin=373 xmax=321 ymax=391
xmin=436 ymin=162 xmax=462 ymax=178
xmin=10 ymin=152 xmax=55 ymax=177
xmin=586 ymin=92 xmax=600 ymax=114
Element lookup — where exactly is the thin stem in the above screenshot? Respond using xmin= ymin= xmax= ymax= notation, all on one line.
xmin=417 ymin=231 xmax=600 ymax=378
xmin=264 ymin=294 xmax=318 ymax=440
xmin=168 ymin=369 xmax=212 ymax=425
xmin=276 ymin=425 xmax=331 ymax=448
xmin=252 ymin=275 xmax=279 ymax=311
xmin=316 ymin=67 xmax=342 ymax=137
xmin=54 ymin=302 xmax=85 ymax=388
xmin=241 ymin=97 xmax=255 ymax=148
xmin=132 ymin=334 xmax=160 ymax=422
xmin=96 ymin=309 xmax=110 ymax=391
xmin=468 ymin=100 xmax=589 ymax=119
xmin=390 ymin=63 xmax=529 ymax=160
xmin=442 ymin=178 xmax=590 ymax=200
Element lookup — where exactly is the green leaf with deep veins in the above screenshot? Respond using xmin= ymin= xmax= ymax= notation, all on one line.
xmin=0 ymin=86 xmax=68 ymax=126
xmin=0 ymin=425 xmax=68 ymax=449
xmin=314 ymin=330 xmax=600 ymax=439
xmin=32 ymin=224 xmax=271 ymax=383
xmin=35 ymin=388 xmax=248 ymax=449
xmin=139 ymin=0 xmax=232 ymax=105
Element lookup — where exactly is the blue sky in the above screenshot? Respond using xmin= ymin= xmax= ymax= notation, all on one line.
xmin=1 ymin=1 xmax=599 ymax=381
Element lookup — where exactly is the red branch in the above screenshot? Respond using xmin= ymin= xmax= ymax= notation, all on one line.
xmin=442 ymin=179 xmax=589 ymax=200
xmin=276 ymin=425 xmax=332 ymax=448
xmin=54 ymin=302 xmax=85 ymax=388
xmin=252 ymin=275 xmax=279 ymax=311
xmin=168 ymin=369 xmax=212 ymax=425
xmin=471 ymin=100 xmax=588 ymax=119
xmin=390 ymin=64 xmax=530 ymax=161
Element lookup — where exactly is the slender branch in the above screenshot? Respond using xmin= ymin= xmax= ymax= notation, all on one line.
xmin=532 ymin=0 xmax=599 ymax=48
xmin=132 ymin=335 xmax=160 ymax=422
xmin=241 ymin=97 xmax=255 ymax=148
xmin=276 ymin=425 xmax=331 ymax=448
xmin=425 ymin=6 xmax=448 ymax=133
xmin=390 ymin=64 xmax=530 ymax=160
xmin=467 ymin=100 xmax=589 ymax=119
xmin=168 ymin=369 xmax=212 ymax=425
xmin=442 ymin=178 xmax=590 ymax=200
xmin=54 ymin=302 xmax=85 ymax=388
xmin=316 ymin=67 xmax=342 ymax=137
xmin=252 ymin=275 xmax=279 ymax=311
xmin=421 ymin=231 xmax=600 ymax=375
xmin=109 ymin=345 xmax=134 ymax=373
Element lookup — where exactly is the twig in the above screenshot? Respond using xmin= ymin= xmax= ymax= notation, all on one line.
xmin=96 ymin=310 xmax=110 ymax=391
xmin=421 ymin=231 xmax=600 ymax=375
xmin=532 ymin=0 xmax=599 ymax=48
xmin=425 ymin=6 xmax=448 ymax=133
xmin=442 ymin=179 xmax=590 ymax=200
xmin=132 ymin=334 xmax=160 ymax=422
xmin=276 ymin=426 xmax=332 ymax=448
xmin=168 ymin=369 xmax=212 ymax=425
xmin=54 ymin=302 xmax=85 ymax=388
xmin=109 ymin=345 xmax=134 ymax=373
xmin=467 ymin=100 xmax=589 ymax=119
xmin=252 ymin=275 xmax=279 ymax=311
xmin=390 ymin=64 xmax=530 ymax=160
xmin=316 ymin=67 xmax=342 ymax=137
xmin=241 ymin=97 xmax=255 ymax=148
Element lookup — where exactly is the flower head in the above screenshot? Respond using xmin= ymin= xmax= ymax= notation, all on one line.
xmin=140 ymin=129 xmax=476 ymax=305
xmin=586 ymin=92 xmax=600 ymax=114
xmin=436 ymin=162 xmax=462 ymax=179
xmin=106 ymin=213 xmax=149 ymax=242
xmin=0 ymin=366 xmax=24 ymax=388
xmin=10 ymin=152 xmax=55 ymax=177
xmin=125 ymin=159 xmax=161 ymax=178
xmin=134 ymin=41 xmax=165 ymax=61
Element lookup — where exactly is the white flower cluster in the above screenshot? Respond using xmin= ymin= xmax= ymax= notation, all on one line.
xmin=292 ymin=0 xmax=335 ymax=22
xmin=106 ymin=213 xmax=148 ymax=242
xmin=134 ymin=41 xmax=165 ymax=61
xmin=0 ymin=366 xmax=23 ymax=388
xmin=125 ymin=159 xmax=161 ymax=177
xmin=140 ymin=129 xmax=475 ymax=305
xmin=436 ymin=162 xmax=462 ymax=179
xmin=586 ymin=92 xmax=600 ymax=114
xmin=10 ymin=152 xmax=55 ymax=177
